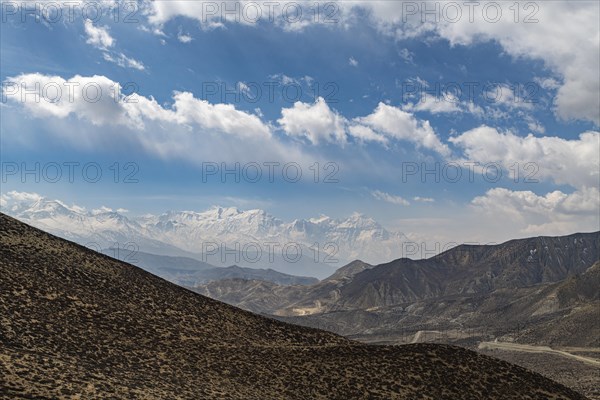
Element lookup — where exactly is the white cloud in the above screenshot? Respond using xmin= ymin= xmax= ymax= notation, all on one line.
xmin=347 ymin=124 xmax=388 ymax=145
xmin=177 ymin=32 xmax=193 ymax=43
xmin=102 ymin=52 xmax=146 ymax=71
xmin=525 ymin=115 xmax=545 ymax=134
xmin=84 ymin=19 xmax=144 ymax=70
xmin=0 ymin=73 xmax=298 ymax=165
xmin=237 ymin=81 xmax=251 ymax=97
xmin=2 ymin=74 xmax=132 ymax=126
xmin=534 ymin=77 xmax=561 ymax=91
xmin=171 ymin=91 xmax=271 ymax=139
xmin=84 ymin=19 xmax=114 ymax=49
xmin=145 ymin=0 xmax=333 ymax=30
xmin=278 ymin=98 xmax=445 ymax=151
xmin=403 ymin=95 xmax=463 ymax=114
xmin=372 ymin=190 xmax=410 ymax=206
xmin=278 ymin=97 xmax=347 ymax=145
xmin=355 ymin=102 xmax=450 ymax=155
xmin=92 ymin=206 xmax=113 ymax=215
xmin=0 ymin=191 xmax=90 ymax=216
xmin=139 ymin=25 xmax=168 ymax=37
xmin=471 ymin=187 xmax=600 ymax=236
xmin=269 ymin=74 xmax=299 ymax=86
xmin=7 ymin=73 xmax=334 ymax=169
xmin=349 ymin=57 xmax=358 ymax=67
xmin=399 ymin=77 xmax=486 ymax=117
xmin=465 ymin=102 xmax=486 ymax=118
xmin=413 ymin=196 xmax=434 ymax=203
xmin=2 ymin=74 xmax=270 ymax=139
xmin=450 ymin=125 xmax=600 ymax=189
xmin=0 ymin=191 xmax=42 ymax=212
xmin=2 ymin=73 xmax=454 ymax=166
xmin=484 ymin=84 xmax=534 ymax=110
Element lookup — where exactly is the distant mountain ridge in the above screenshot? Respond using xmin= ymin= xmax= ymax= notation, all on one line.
xmin=1 ymin=192 xmax=406 ymax=278
xmin=112 ymin=249 xmax=319 ymax=287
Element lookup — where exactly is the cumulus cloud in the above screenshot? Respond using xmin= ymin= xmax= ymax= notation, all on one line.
xmin=278 ymin=97 xmax=347 ymax=145
xmin=450 ymin=125 xmax=600 ymax=189
xmin=372 ymin=190 xmax=410 ymax=206
xmin=471 ymin=187 xmax=600 ymax=236
xmin=525 ymin=115 xmax=545 ymax=135
xmin=2 ymin=73 xmax=270 ymax=138
xmin=278 ymin=98 xmax=447 ymax=153
xmin=355 ymin=102 xmax=450 ymax=155
xmin=171 ymin=91 xmax=271 ymax=139
xmin=347 ymin=124 xmax=388 ymax=145
xmin=1 ymin=73 xmax=298 ymax=164
xmin=2 ymin=73 xmax=132 ymax=126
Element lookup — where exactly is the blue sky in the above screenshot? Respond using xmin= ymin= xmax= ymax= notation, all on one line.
xmin=1 ymin=0 xmax=599 ymax=244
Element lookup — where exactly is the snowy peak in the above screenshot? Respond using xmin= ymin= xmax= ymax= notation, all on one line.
xmin=1 ymin=192 xmax=406 ymax=266
xmin=339 ymin=212 xmax=380 ymax=230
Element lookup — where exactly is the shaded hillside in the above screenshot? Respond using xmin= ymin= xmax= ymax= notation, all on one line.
xmin=196 ymin=265 xmax=318 ymax=286
xmin=194 ymin=234 xmax=599 ymax=348
xmin=325 ymin=259 xmax=374 ymax=281
xmin=193 ymin=278 xmax=301 ymax=314
xmin=278 ymin=265 xmax=600 ymax=347
xmin=198 ymin=232 xmax=599 ymax=318
xmin=338 ymin=232 xmax=599 ymax=309
xmin=0 ymin=213 xmax=587 ymax=399
xmin=193 ymin=260 xmax=373 ymax=315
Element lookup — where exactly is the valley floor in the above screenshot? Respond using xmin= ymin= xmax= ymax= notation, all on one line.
xmin=478 ymin=342 xmax=600 ymax=367
xmin=477 ymin=345 xmax=600 ymax=400
xmin=351 ymin=334 xmax=600 ymax=400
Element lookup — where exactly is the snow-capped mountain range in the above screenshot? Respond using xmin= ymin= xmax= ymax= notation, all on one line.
xmin=1 ymin=191 xmax=407 ymax=278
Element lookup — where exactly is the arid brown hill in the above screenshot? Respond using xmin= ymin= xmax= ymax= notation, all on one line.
xmin=195 ymin=233 xmax=599 ymax=347
xmin=0 ymin=213 xmax=587 ymax=399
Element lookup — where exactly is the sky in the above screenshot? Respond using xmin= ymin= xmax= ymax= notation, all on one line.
xmin=1 ymin=0 xmax=599 ymax=246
